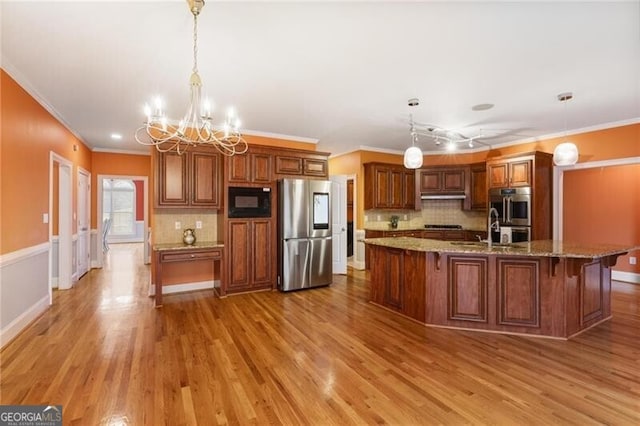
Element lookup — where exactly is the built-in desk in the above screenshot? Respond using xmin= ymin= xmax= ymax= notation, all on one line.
xmin=153 ymin=241 xmax=224 ymax=307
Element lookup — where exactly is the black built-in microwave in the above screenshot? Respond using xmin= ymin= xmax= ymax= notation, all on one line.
xmin=228 ymin=186 xmax=272 ymax=218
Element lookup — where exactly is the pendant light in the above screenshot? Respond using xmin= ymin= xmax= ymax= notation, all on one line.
xmin=404 ymin=114 xmax=424 ymax=169
xmin=553 ymin=92 xmax=579 ymax=166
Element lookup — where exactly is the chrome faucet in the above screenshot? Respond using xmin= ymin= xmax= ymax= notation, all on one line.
xmin=487 ymin=207 xmax=500 ymax=247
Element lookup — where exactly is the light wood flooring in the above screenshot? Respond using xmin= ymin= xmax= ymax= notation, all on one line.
xmin=1 ymin=243 xmax=640 ymax=424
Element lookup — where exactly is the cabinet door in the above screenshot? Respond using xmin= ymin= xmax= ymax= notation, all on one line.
xmin=423 ymin=230 xmax=444 ymax=240
xmin=419 ymin=170 xmax=441 ymax=192
xmin=228 ymin=153 xmax=251 ymax=183
xmin=303 ymin=158 xmax=328 ymax=177
xmin=228 ymin=220 xmax=251 ymax=290
xmin=469 ymin=166 xmax=487 ymax=210
xmin=389 ymin=169 xmax=404 ymax=208
xmin=251 ymin=219 xmax=272 ymax=288
xmin=509 ymin=160 xmax=532 ymax=187
xmin=252 ymin=153 xmax=272 ymax=182
xmin=374 ymin=167 xmax=390 ymax=208
xmin=384 ymin=248 xmax=404 ymax=311
xmin=488 ymin=163 xmax=509 ymax=188
xmin=403 ymin=171 xmax=416 ymax=209
xmin=275 ymin=156 xmax=303 ymax=175
xmin=191 ymin=151 xmax=220 ymax=207
xmin=442 ymin=169 xmax=465 ymax=191
xmin=157 ymin=151 xmax=189 ymax=206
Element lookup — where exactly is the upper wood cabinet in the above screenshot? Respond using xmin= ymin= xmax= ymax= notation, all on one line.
xmin=156 ymin=149 xmax=221 ymax=208
xmin=463 ymin=162 xmax=487 ymax=211
xmin=419 ymin=168 xmax=465 ymax=194
xmin=364 ymin=163 xmax=417 ymax=210
xmin=274 ymin=154 xmax=328 ymax=178
xmin=228 ymin=152 xmax=272 ymax=183
xmin=487 ymin=158 xmax=532 ymax=188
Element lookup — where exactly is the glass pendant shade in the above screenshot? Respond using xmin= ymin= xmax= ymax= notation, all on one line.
xmin=553 ymin=142 xmax=579 ymax=166
xmin=404 ymin=146 xmax=423 ymax=169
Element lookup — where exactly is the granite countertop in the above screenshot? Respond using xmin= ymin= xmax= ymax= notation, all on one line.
xmin=153 ymin=241 xmax=224 ymax=251
xmin=364 ymin=226 xmax=486 ymax=232
xmin=364 ymin=237 xmax=638 ymax=259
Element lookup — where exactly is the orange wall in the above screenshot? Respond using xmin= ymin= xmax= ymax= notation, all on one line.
xmin=91 ymin=152 xmax=151 ymax=228
xmin=564 ymin=164 xmax=640 ymax=273
xmin=1 ymin=69 xmax=92 ymax=254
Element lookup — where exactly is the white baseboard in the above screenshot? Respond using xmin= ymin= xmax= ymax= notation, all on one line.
xmin=90 ymin=260 xmax=101 ymax=269
xmin=349 ymin=260 xmax=365 ymax=270
xmin=148 ymin=280 xmax=220 ymax=296
xmin=0 ymin=295 xmax=50 ymax=349
xmin=51 ymin=277 xmax=59 ymax=288
xmin=612 ymin=270 xmax=640 ymax=284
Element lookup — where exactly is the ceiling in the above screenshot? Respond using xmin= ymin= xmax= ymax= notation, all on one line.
xmin=2 ymin=1 xmax=639 ymax=157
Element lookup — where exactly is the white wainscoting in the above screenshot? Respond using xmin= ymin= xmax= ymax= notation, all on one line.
xmin=612 ymin=271 xmax=640 ymax=284
xmin=90 ymin=229 xmax=100 ymax=268
xmin=0 ymin=243 xmax=50 ymax=349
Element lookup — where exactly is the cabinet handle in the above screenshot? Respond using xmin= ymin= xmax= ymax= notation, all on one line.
xmin=190 ymin=254 xmax=195 ymax=258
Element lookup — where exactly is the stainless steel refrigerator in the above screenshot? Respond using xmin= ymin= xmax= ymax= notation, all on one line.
xmin=278 ymin=178 xmax=332 ymax=291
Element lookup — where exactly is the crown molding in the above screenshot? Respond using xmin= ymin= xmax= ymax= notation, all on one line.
xmin=241 ymin=129 xmax=319 ymax=144
xmin=92 ymin=148 xmax=151 ymax=156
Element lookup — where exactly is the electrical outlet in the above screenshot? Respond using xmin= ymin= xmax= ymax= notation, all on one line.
xmin=403 ymin=214 xmax=408 ymax=220
xmin=175 ymin=221 xmax=181 ymax=230
xmin=196 ymin=221 xmax=202 ymax=229
xmin=630 ymin=256 xmax=637 ymax=265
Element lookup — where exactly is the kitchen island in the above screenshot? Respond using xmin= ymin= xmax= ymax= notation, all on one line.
xmin=365 ymin=238 xmax=637 ymax=339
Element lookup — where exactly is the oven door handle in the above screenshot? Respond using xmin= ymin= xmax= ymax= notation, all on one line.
xmin=502 ymin=197 xmax=507 ymax=222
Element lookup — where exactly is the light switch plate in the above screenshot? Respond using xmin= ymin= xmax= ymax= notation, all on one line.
xmin=196 ymin=221 xmax=202 ymax=229
xmin=630 ymin=256 xmax=637 ymax=265
xmin=43 ymin=213 xmax=49 ymax=224
xmin=175 ymin=221 xmax=181 ymax=230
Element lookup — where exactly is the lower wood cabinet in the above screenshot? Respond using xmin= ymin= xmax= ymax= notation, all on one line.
xmin=369 ymin=246 xmax=426 ymax=322
xmin=226 ymin=219 xmax=273 ymax=294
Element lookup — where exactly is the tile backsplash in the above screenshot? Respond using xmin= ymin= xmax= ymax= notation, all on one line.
xmin=365 ymin=199 xmax=485 ymax=230
xmin=153 ymin=212 xmax=219 ymax=244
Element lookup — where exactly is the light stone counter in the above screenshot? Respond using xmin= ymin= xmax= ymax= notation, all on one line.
xmin=153 ymin=241 xmax=224 ymax=252
xmin=364 ymin=237 xmax=637 ymax=259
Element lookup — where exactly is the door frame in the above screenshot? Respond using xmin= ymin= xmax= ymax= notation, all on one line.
xmin=96 ymin=174 xmax=150 ymax=268
xmin=77 ymin=167 xmax=91 ymax=279
xmin=49 ymin=152 xmax=73 ymax=297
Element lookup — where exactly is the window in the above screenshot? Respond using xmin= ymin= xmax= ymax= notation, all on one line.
xmin=103 ymin=179 xmax=136 ymax=237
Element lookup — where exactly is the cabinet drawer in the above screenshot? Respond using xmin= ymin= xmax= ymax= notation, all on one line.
xmin=160 ymin=249 xmax=222 ymax=262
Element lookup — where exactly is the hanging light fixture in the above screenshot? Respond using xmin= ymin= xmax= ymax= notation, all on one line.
xmin=135 ymin=0 xmax=248 ymax=156
xmin=404 ymin=116 xmax=423 ymax=169
xmin=553 ymin=92 xmax=579 ymax=166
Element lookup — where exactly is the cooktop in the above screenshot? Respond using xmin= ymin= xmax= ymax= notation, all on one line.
xmin=424 ymin=224 xmax=463 ymax=229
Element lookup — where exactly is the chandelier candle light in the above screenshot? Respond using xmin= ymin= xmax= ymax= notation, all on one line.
xmin=136 ymin=0 xmax=248 ymax=156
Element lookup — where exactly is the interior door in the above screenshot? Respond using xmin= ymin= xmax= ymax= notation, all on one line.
xmin=330 ymin=175 xmax=347 ymax=274
xmin=77 ymin=169 xmax=90 ymax=278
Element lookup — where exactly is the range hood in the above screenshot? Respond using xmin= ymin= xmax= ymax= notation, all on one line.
xmin=420 ymin=193 xmax=466 ymax=200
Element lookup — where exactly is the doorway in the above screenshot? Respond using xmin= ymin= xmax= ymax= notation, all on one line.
xmin=49 ymin=152 xmax=73 ymax=296
xmin=96 ymin=175 xmax=149 ymax=268
xmin=77 ymin=168 xmax=91 ymax=279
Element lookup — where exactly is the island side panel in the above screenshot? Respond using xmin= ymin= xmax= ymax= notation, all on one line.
xmin=368 ymin=245 xmax=426 ymax=322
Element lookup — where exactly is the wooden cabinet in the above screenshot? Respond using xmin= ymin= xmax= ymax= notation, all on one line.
xmin=368 ymin=245 xmax=426 ymax=322
xmin=419 ymin=167 xmax=465 ymax=194
xmin=464 ymin=163 xmax=487 ymax=211
xmin=226 ymin=219 xmax=273 ymax=294
xmin=486 ymin=151 xmax=553 ymax=240
xmin=228 ymin=152 xmax=272 ymax=183
xmin=156 ymin=149 xmax=221 ymax=208
xmin=487 ymin=158 xmax=532 ymax=189
xmin=364 ymin=163 xmax=417 ymax=210
xmin=274 ymin=154 xmax=328 ymax=178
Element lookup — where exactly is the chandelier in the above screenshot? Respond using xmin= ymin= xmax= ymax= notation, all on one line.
xmin=553 ymin=92 xmax=579 ymax=166
xmin=135 ymin=0 xmax=248 ymax=156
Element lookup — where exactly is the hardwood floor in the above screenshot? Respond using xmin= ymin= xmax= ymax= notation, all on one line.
xmin=1 ymin=243 xmax=640 ymax=424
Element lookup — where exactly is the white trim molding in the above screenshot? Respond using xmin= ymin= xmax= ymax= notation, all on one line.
xmin=0 ymin=242 xmax=49 ymax=268
xmin=148 ymin=280 xmax=220 ymax=296
xmin=612 ymin=271 xmax=640 ymax=285
xmin=0 ymin=295 xmax=50 ymax=349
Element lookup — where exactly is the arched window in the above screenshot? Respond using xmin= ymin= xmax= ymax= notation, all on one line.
xmin=103 ymin=179 xmax=136 ymax=237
